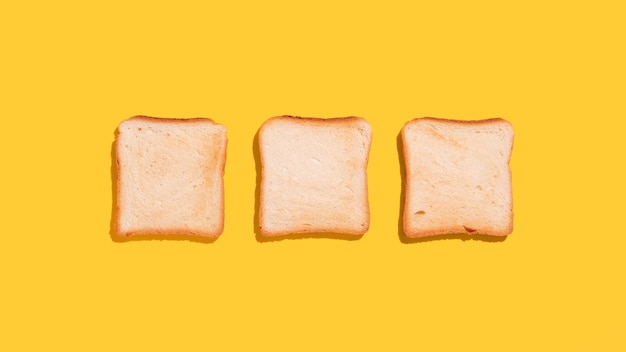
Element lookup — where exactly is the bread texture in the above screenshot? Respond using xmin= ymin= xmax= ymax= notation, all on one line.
xmin=402 ymin=117 xmax=514 ymax=238
xmin=115 ymin=116 xmax=227 ymax=237
xmin=258 ymin=116 xmax=372 ymax=236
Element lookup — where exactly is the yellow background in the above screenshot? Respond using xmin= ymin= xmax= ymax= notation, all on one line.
xmin=2 ymin=1 xmax=624 ymax=350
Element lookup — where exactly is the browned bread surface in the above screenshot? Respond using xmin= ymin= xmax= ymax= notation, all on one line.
xmin=259 ymin=116 xmax=372 ymax=236
xmin=115 ymin=116 xmax=227 ymax=237
xmin=402 ymin=117 xmax=514 ymax=238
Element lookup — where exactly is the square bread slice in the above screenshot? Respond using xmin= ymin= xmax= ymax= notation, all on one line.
xmin=402 ymin=117 xmax=514 ymax=238
xmin=258 ymin=116 xmax=372 ymax=236
xmin=115 ymin=116 xmax=227 ymax=237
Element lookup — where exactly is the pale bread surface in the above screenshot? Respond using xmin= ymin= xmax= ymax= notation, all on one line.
xmin=402 ymin=117 xmax=513 ymax=237
xmin=259 ymin=116 xmax=372 ymax=236
xmin=115 ymin=116 xmax=227 ymax=237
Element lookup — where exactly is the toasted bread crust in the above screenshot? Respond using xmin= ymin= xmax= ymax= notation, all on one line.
xmin=128 ymin=115 xmax=221 ymax=124
xmin=402 ymin=117 xmax=513 ymax=238
xmin=116 ymin=227 xmax=223 ymax=237
xmin=263 ymin=115 xmax=368 ymax=125
xmin=115 ymin=115 xmax=226 ymax=237
xmin=258 ymin=115 xmax=371 ymax=236
xmin=404 ymin=117 xmax=509 ymax=126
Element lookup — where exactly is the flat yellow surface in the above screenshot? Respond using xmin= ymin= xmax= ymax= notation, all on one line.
xmin=2 ymin=1 xmax=624 ymax=350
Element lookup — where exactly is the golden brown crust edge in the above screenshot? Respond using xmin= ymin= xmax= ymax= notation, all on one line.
xmin=118 ymin=228 xmax=223 ymax=237
xmin=404 ymin=218 xmax=513 ymax=238
xmin=128 ymin=115 xmax=219 ymax=124
xmin=401 ymin=117 xmax=514 ymax=238
xmin=114 ymin=115 xmax=227 ymax=238
xmin=266 ymin=115 xmax=367 ymax=124
xmin=115 ymin=131 xmax=123 ymax=236
xmin=401 ymin=125 xmax=412 ymax=238
xmin=404 ymin=116 xmax=511 ymax=126
xmin=259 ymin=226 xmax=369 ymax=237
xmin=259 ymin=116 xmax=370 ymax=136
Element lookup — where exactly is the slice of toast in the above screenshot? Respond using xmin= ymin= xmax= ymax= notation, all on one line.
xmin=115 ymin=116 xmax=227 ymax=237
xmin=258 ymin=116 xmax=372 ymax=236
xmin=402 ymin=117 xmax=514 ymax=238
